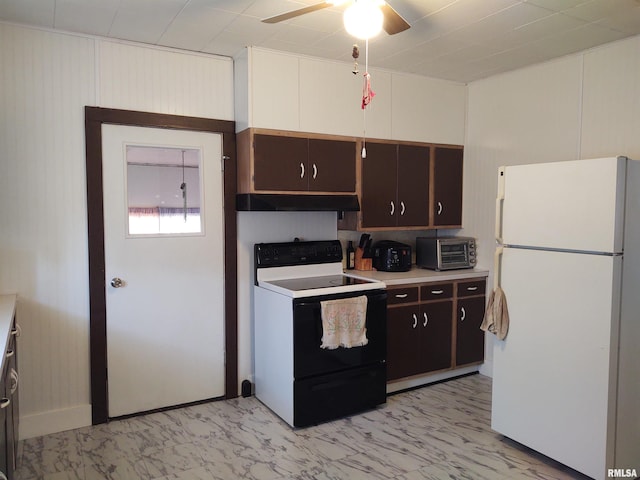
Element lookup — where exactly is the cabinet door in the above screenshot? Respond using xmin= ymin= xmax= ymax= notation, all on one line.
xmin=397 ymin=145 xmax=430 ymax=227
xmin=253 ymin=134 xmax=308 ymax=191
xmin=419 ymin=301 xmax=453 ymax=373
xmin=455 ymin=296 xmax=486 ymax=365
xmin=0 ymin=373 xmax=6 ymax=480
xmin=387 ymin=305 xmax=421 ymax=381
xmin=6 ymin=334 xmax=16 ymax=478
xmin=433 ymin=147 xmax=463 ymax=227
xmin=361 ymin=142 xmax=398 ymax=228
xmin=308 ymin=139 xmax=356 ymax=192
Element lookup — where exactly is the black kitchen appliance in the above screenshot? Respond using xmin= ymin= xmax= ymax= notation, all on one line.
xmin=372 ymin=240 xmax=412 ymax=272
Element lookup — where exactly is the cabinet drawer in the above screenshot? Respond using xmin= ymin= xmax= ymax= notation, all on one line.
xmin=420 ymin=283 xmax=453 ymax=301
xmin=457 ymin=279 xmax=486 ymax=297
xmin=387 ymin=287 xmax=419 ymax=305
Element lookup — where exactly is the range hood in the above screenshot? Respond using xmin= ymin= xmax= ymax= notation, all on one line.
xmin=236 ymin=194 xmax=360 ymax=212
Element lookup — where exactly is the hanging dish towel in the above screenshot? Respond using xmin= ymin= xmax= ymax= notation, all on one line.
xmin=481 ymin=286 xmax=510 ymax=340
xmin=320 ymin=295 xmax=368 ymax=349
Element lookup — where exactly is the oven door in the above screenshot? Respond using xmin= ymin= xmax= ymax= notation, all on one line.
xmin=293 ymin=289 xmax=387 ymax=379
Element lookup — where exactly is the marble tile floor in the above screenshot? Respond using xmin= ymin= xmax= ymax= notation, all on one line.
xmin=16 ymin=374 xmax=590 ymax=480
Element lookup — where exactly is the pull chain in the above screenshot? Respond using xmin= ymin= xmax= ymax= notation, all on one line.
xmin=180 ymin=150 xmax=187 ymax=222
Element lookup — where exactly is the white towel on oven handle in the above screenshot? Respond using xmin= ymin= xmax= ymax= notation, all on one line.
xmin=320 ymin=295 xmax=368 ymax=349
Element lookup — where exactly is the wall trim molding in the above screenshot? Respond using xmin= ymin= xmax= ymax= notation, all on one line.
xmin=84 ymin=106 xmax=238 ymax=424
xmin=20 ymin=404 xmax=92 ymax=440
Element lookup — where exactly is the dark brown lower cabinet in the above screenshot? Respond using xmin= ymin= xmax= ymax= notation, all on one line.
xmin=386 ymin=278 xmax=486 ymax=383
xmin=421 ymin=301 xmax=453 ymax=373
xmin=455 ymin=296 xmax=486 ymax=366
xmin=387 ymin=306 xmax=422 ymax=380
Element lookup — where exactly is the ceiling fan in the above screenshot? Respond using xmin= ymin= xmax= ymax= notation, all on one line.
xmin=262 ymin=0 xmax=410 ymax=38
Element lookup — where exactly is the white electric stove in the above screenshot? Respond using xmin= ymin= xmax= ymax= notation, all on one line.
xmin=253 ymin=239 xmax=388 ymax=427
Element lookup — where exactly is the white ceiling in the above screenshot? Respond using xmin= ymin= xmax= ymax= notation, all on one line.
xmin=2 ymin=0 xmax=640 ymax=83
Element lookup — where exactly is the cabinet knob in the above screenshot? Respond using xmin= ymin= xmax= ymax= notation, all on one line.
xmin=431 ymin=289 xmax=444 ymax=295
xmin=300 ymin=162 xmax=305 ymax=179
xmin=423 ymin=312 xmax=428 ymax=327
xmin=412 ymin=314 xmax=418 ymax=328
xmin=460 ymin=306 xmax=466 ymax=321
xmin=467 ymin=286 xmax=478 ymax=291
xmin=395 ymin=293 xmax=408 ymax=299
xmin=110 ymin=277 xmax=125 ymax=288
xmin=400 ymin=201 xmax=406 ymax=216
xmin=11 ymin=325 xmax=21 ymax=337
xmin=437 ymin=201 xmax=443 ymax=215
xmin=5 ymin=349 xmax=14 ymax=359
xmin=312 ymin=163 xmax=317 ymax=179
xmin=390 ymin=201 xmax=395 ymax=216
xmin=0 ymin=398 xmax=9 ymax=409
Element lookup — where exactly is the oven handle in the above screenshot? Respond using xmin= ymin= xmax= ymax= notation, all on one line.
xmin=293 ymin=292 xmax=387 ymax=308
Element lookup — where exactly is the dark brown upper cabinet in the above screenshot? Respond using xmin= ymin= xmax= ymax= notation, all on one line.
xmin=433 ymin=146 xmax=463 ymax=227
xmin=339 ymin=139 xmax=464 ymax=231
xmin=361 ymin=142 xmax=398 ymax=228
xmin=237 ymin=129 xmax=356 ymax=194
xmin=361 ymin=142 xmax=430 ymax=229
xmin=253 ymin=134 xmax=308 ymax=191
xmin=308 ymin=138 xmax=356 ymax=192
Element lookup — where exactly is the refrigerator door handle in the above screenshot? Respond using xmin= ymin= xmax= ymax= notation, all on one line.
xmin=495 ymin=166 xmax=506 ymax=243
xmin=494 ymin=246 xmax=503 ymax=289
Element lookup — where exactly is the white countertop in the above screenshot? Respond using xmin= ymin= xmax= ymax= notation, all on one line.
xmin=0 ymin=294 xmax=17 ymax=374
xmin=347 ymin=266 xmax=489 ymax=286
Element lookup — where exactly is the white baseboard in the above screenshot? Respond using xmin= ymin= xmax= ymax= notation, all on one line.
xmin=479 ymin=359 xmax=493 ymax=378
xmin=386 ymin=365 xmax=481 ymax=394
xmin=20 ymin=404 xmax=92 ymax=440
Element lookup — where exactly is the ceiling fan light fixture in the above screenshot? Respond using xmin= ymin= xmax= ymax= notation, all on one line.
xmin=343 ymin=1 xmax=384 ymax=39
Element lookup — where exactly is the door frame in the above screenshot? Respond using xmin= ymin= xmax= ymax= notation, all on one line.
xmin=84 ymin=106 xmax=237 ymax=424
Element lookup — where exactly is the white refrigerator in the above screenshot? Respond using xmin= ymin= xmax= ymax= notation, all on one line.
xmin=492 ymin=156 xmax=640 ymax=479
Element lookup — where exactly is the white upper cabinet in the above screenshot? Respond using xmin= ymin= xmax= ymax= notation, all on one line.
xmin=239 ymin=47 xmax=466 ymax=144
xmin=249 ymin=49 xmax=300 ymax=131
xmin=299 ymin=59 xmax=392 ymax=138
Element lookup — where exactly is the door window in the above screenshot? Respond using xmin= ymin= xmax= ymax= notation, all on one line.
xmin=125 ymin=145 xmax=203 ymax=236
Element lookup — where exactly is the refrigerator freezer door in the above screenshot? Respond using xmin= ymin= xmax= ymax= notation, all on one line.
xmin=499 ymin=157 xmax=625 ymax=253
xmin=492 ymin=247 xmax=621 ymax=479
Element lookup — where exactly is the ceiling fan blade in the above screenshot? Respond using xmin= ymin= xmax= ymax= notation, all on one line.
xmin=380 ymin=3 xmax=410 ymax=35
xmin=262 ymin=2 xmax=333 ymax=24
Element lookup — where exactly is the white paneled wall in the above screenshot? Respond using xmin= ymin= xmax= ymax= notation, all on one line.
xmin=465 ymin=35 xmax=640 ymax=377
xmin=391 ymin=73 xmax=466 ymax=145
xmin=236 ymin=212 xmax=337 ymax=392
xmin=465 ymin=55 xmax=583 ymax=272
xmin=0 ymin=22 xmax=234 ymax=439
xmin=0 ymin=24 xmax=96 ymax=438
xmin=99 ymin=41 xmax=233 ymax=119
xmin=581 ymin=37 xmax=640 ymax=160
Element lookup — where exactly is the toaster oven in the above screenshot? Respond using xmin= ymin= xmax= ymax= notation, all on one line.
xmin=416 ymin=236 xmax=477 ymax=271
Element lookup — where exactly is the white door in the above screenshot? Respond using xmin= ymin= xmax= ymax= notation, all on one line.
xmin=102 ymin=125 xmax=225 ymax=417
xmin=498 ymin=157 xmax=625 ymax=253
xmin=492 ymin=247 xmax=621 ymax=479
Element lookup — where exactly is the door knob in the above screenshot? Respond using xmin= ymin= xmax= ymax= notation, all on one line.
xmin=111 ymin=277 xmax=124 ymax=288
